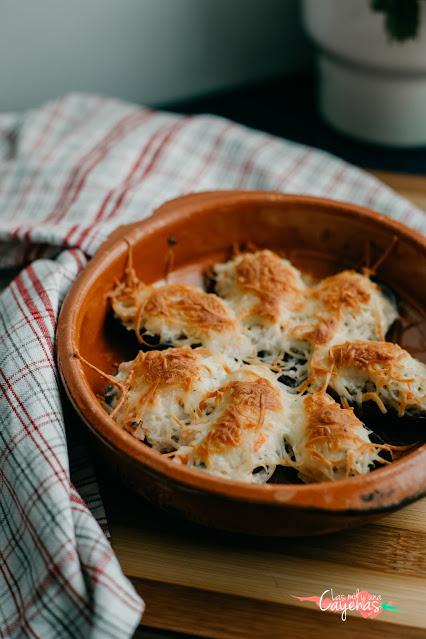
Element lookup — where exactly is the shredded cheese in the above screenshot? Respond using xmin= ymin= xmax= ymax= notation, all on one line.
xmin=102 ymin=247 xmax=416 ymax=486
xmin=111 ymin=281 xmax=253 ymax=358
xmin=174 ymin=364 xmax=294 ymax=483
xmin=109 ymin=347 xmax=240 ymax=451
xmin=329 ymin=340 xmax=426 ymax=416
xmin=286 ymin=392 xmax=389 ymax=482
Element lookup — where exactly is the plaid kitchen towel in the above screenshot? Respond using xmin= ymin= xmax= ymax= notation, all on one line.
xmin=0 ymin=93 xmax=425 ymax=639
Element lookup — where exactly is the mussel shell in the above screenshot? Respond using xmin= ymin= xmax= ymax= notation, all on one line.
xmin=371 ymin=277 xmax=400 ymax=341
xmin=354 ymin=400 xmax=425 ymax=446
xmin=203 ymin=270 xmax=217 ymax=294
xmin=104 ymin=384 xmax=116 ymax=407
xmin=384 ymin=318 xmax=403 ymax=343
xmin=139 ymin=331 xmax=174 ymax=351
xmin=367 ymin=430 xmax=393 ymax=466
xmin=371 ymin=276 xmax=399 ymax=310
xmin=267 ymin=465 xmax=302 ymax=484
xmin=277 ymin=374 xmax=303 ymax=389
xmin=256 ymin=350 xmax=308 ymax=390
xmin=139 ymin=330 xmax=202 ymax=352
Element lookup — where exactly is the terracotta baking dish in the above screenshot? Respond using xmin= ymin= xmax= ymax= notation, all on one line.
xmin=57 ymin=191 xmax=426 ymax=536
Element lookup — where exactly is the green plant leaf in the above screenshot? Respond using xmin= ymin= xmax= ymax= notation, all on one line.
xmin=370 ymin=0 xmax=420 ymax=41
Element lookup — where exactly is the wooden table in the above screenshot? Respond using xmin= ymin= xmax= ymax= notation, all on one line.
xmin=103 ymin=171 xmax=426 ymax=639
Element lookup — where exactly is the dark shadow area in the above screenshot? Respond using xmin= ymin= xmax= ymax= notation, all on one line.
xmin=161 ymin=72 xmax=426 ymax=174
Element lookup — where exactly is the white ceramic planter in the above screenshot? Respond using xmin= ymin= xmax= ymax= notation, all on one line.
xmin=303 ymin=0 xmax=426 ymax=146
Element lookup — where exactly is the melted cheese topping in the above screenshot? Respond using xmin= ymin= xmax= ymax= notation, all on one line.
xmin=287 ymin=392 xmax=385 ymax=482
xmin=196 ymin=378 xmax=281 ymax=456
xmin=106 ymin=248 xmax=408 ymax=486
xmin=290 ymin=270 xmax=398 ymax=351
xmin=332 ymin=340 xmax=404 ymax=369
xmin=329 ymin=340 xmax=426 ymax=416
xmin=110 ymin=347 xmax=239 ymax=451
xmin=112 ymin=281 xmax=252 ymax=357
xmin=213 ymin=250 xmax=306 ymax=354
xmin=214 ymin=250 xmax=305 ymax=322
xmin=314 ymin=270 xmax=372 ymax=313
xmin=175 ymin=365 xmax=292 ymax=483
xmin=213 ymin=254 xmax=397 ymax=384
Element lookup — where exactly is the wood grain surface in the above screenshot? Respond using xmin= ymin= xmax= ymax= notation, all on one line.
xmin=104 ymin=171 xmax=426 ymax=638
xmin=371 ymin=170 xmax=426 ymax=211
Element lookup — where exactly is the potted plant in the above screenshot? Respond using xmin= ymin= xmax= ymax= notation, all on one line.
xmin=303 ymin=0 xmax=426 ymax=146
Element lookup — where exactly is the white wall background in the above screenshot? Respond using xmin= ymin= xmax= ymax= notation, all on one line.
xmin=0 ymin=0 xmax=311 ymax=112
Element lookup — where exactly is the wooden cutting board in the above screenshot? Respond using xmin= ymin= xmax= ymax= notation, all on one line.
xmin=103 ymin=170 xmax=426 ymax=639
